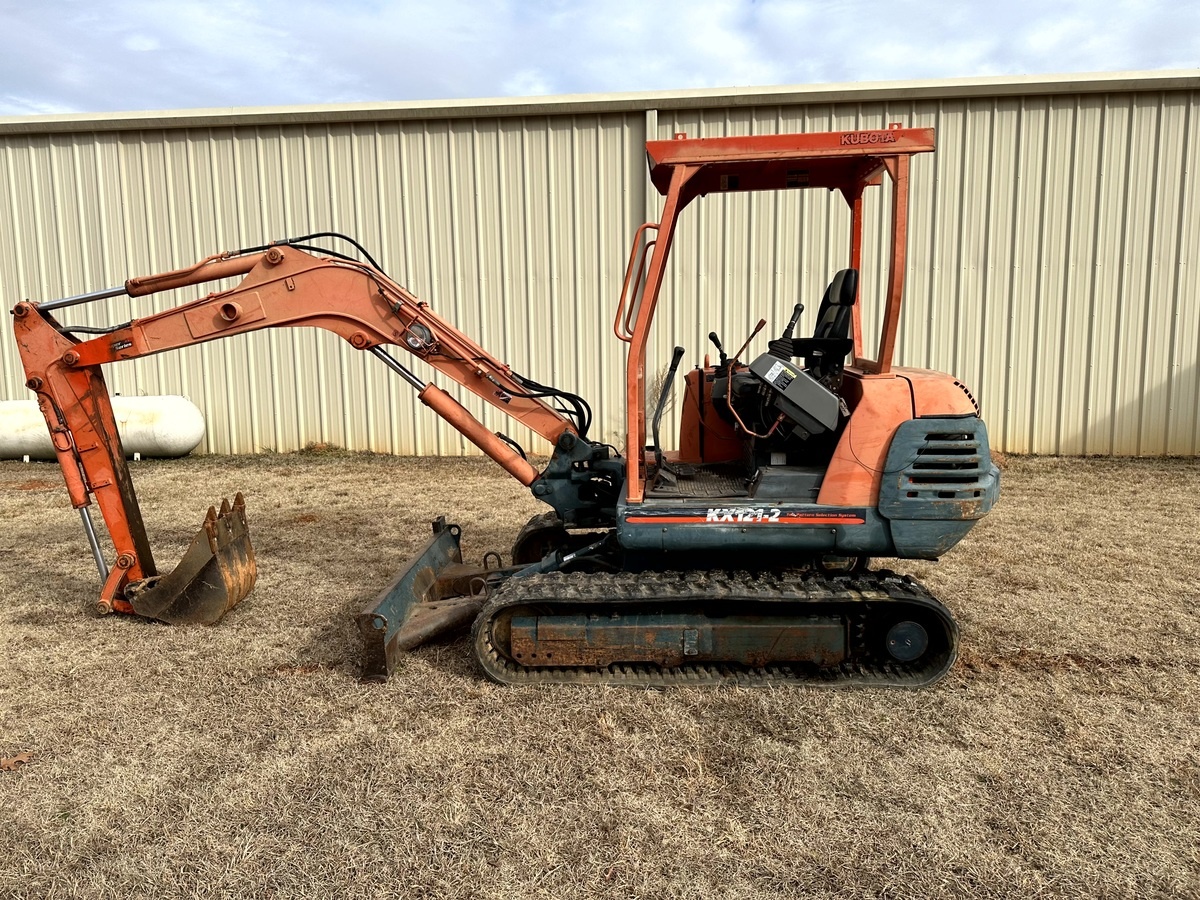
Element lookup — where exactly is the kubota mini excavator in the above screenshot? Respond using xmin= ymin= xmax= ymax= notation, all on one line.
xmin=11 ymin=125 xmax=999 ymax=686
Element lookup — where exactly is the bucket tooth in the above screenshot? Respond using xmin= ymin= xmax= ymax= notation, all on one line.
xmin=125 ymin=494 xmax=257 ymax=625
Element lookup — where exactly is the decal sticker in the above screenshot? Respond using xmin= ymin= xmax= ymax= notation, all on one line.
xmin=111 ymin=339 xmax=133 ymax=353
xmin=626 ymin=507 xmax=866 ymax=526
xmin=764 ymin=360 xmax=795 ymax=389
xmin=840 ymin=130 xmax=899 ymax=146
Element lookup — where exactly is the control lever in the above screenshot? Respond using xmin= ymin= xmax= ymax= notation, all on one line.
xmin=770 ymin=303 xmax=804 ymax=359
xmin=708 ymin=331 xmax=729 ymax=370
xmin=782 ymin=303 xmax=804 ymax=339
xmin=652 ymin=345 xmax=687 ymax=479
xmin=730 ymin=319 xmax=767 ymax=367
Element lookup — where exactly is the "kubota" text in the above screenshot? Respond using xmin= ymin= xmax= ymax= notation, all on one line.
xmin=840 ymin=130 xmax=899 ymax=145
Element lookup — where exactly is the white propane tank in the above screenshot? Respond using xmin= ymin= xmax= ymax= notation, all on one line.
xmin=0 ymin=396 xmax=206 ymax=460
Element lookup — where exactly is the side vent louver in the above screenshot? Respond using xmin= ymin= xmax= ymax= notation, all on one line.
xmin=906 ymin=432 xmax=986 ymax=498
xmin=879 ymin=417 xmax=999 ymax=522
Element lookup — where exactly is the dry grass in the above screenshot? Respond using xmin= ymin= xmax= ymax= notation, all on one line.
xmin=0 ymin=453 xmax=1198 ymax=899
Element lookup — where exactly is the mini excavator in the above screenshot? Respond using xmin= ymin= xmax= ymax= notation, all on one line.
xmin=11 ymin=126 xmax=1000 ymax=686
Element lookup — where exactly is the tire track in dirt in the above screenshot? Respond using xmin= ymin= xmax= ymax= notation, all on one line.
xmin=956 ymin=646 xmax=1199 ymax=675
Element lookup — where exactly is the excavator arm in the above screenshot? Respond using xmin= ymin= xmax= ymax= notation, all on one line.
xmin=11 ymin=240 xmax=583 ymax=627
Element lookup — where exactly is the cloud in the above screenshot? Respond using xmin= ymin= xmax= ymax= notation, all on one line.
xmin=122 ymin=34 xmax=160 ymax=52
xmin=0 ymin=0 xmax=1194 ymax=115
xmin=503 ymin=69 xmax=555 ymax=98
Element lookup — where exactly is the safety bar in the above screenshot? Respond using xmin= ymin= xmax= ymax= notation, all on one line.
xmin=614 ymin=222 xmax=658 ymax=343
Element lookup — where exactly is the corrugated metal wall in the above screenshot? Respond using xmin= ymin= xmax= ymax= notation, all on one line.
xmin=3 ymin=78 xmax=1198 ymax=456
xmin=0 ymin=116 xmax=647 ymax=455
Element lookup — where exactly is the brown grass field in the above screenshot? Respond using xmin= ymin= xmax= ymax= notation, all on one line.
xmin=0 ymin=452 xmax=1197 ymax=899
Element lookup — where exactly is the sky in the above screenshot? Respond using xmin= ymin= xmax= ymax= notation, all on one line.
xmin=0 ymin=0 xmax=1196 ymax=116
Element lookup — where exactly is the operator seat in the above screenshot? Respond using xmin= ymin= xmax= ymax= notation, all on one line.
xmin=753 ymin=269 xmax=859 ymax=438
xmin=789 ymin=268 xmax=858 ymax=381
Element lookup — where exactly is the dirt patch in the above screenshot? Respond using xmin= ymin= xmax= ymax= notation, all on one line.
xmin=0 ymin=479 xmax=59 ymax=491
xmin=0 ymin=453 xmax=1198 ymax=899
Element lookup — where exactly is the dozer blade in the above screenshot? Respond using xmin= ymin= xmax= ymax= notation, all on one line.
xmin=125 ymin=493 xmax=257 ymax=625
xmin=357 ymin=517 xmax=489 ymax=682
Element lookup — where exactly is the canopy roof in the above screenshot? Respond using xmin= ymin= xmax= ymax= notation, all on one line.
xmin=646 ymin=127 xmax=935 ymax=197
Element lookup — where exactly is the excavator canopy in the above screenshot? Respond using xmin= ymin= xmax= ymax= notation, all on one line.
xmin=620 ymin=126 xmax=936 ymax=503
xmin=646 ymin=127 xmax=935 ymax=199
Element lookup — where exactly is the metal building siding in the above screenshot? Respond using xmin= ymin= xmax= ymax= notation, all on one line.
xmin=2 ymin=78 xmax=1199 ymax=456
xmin=1 ymin=114 xmax=648 ymax=455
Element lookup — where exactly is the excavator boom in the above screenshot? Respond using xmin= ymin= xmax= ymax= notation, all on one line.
xmin=12 ymin=238 xmax=583 ymax=625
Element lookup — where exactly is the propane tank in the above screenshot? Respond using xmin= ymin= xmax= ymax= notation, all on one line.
xmin=0 ymin=396 xmax=206 ymax=460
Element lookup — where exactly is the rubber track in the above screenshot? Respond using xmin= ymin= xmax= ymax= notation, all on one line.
xmin=472 ymin=569 xmax=958 ymax=688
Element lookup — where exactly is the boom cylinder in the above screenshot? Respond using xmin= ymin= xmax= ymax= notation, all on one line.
xmin=370 ymin=347 xmax=539 ymax=485
xmin=419 ymin=385 xmax=538 ymax=486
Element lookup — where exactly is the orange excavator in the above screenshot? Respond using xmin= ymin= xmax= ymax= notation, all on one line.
xmin=11 ymin=125 xmax=999 ymax=686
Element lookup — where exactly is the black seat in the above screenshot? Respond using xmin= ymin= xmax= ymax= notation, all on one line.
xmin=786 ymin=269 xmax=858 ymax=381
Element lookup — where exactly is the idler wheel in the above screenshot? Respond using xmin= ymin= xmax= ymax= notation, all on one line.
xmin=885 ymin=620 xmax=929 ymax=662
